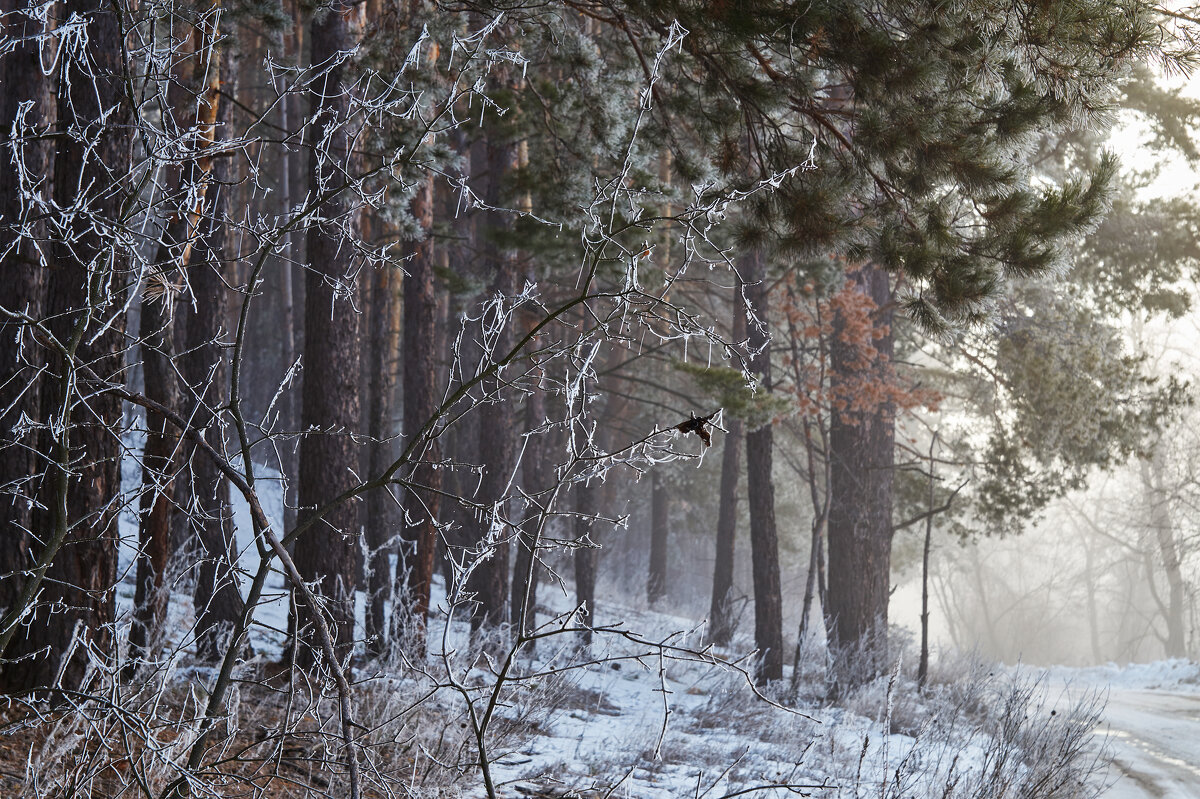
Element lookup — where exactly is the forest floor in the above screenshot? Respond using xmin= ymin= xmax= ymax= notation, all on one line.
xmin=2 ymin=446 xmax=1188 ymax=796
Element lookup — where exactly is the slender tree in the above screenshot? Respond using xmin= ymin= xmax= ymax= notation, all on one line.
xmin=741 ymin=254 xmax=783 ymax=684
xmin=647 ymin=469 xmax=670 ymax=605
xmin=708 ymin=302 xmax=747 ymax=647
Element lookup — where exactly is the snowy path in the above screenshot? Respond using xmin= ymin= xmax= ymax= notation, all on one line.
xmin=1100 ymin=688 xmax=1200 ymax=799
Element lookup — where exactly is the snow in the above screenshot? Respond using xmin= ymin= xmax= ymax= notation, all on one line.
xmin=115 ymin=430 xmax=1200 ymax=798
xmin=1041 ymin=660 xmax=1200 ymax=695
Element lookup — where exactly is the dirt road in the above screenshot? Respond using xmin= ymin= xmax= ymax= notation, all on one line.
xmin=1100 ymin=688 xmax=1200 ymax=798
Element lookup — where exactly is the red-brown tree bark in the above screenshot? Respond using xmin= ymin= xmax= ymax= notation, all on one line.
xmin=397 ymin=174 xmax=442 ymax=647
xmin=293 ymin=0 xmax=362 ymax=669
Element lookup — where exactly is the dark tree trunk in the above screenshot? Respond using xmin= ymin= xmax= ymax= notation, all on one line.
xmin=0 ymin=0 xmax=129 ymax=693
xmin=826 ymin=264 xmax=895 ymax=688
xmin=465 ymin=130 xmax=519 ymax=631
xmin=127 ymin=292 xmax=180 ymax=672
xmin=184 ymin=46 xmax=245 ymax=665
xmin=397 ymin=174 xmax=441 ymax=647
xmin=918 ymin=439 xmax=936 ymax=691
xmin=647 ymin=469 xmax=669 ymax=605
xmin=708 ymin=299 xmax=746 ymax=647
xmin=707 ymin=419 xmax=743 ymax=647
xmin=293 ymin=0 xmax=361 ymax=670
xmin=127 ymin=63 xmax=197 ymax=673
xmin=364 ymin=257 xmax=402 ymax=656
xmin=511 ymin=348 xmax=548 ymax=642
xmin=574 ymin=480 xmax=599 ymax=647
xmin=0 ymin=0 xmax=53 ymax=647
xmin=742 ymin=253 xmax=783 ymax=685
xmin=277 ymin=57 xmax=302 ymax=541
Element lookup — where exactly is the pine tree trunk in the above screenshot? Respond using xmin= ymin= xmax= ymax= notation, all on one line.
xmin=511 ymin=345 xmax=547 ymax=642
xmin=742 ymin=253 xmax=783 ymax=684
xmin=574 ymin=480 xmax=599 ymax=647
xmin=185 ymin=45 xmax=246 ymax=665
xmin=364 ymin=257 xmax=402 ymax=656
xmin=465 ymin=131 xmax=519 ymax=631
xmin=707 ymin=419 xmax=743 ymax=647
xmin=0 ymin=0 xmax=129 ymax=693
xmin=128 ymin=292 xmax=180 ymax=671
xmin=647 ymin=469 xmax=670 ymax=605
xmin=708 ymin=299 xmax=746 ymax=647
xmin=0 ymin=0 xmax=52 ymax=651
xmin=294 ymin=0 xmax=362 ymax=669
xmin=398 ymin=174 xmax=441 ymax=645
xmin=826 ymin=264 xmax=895 ymax=688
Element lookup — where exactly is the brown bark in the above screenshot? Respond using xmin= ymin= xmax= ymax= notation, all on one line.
xmin=826 ymin=264 xmax=895 ymax=688
xmin=647 ymin=469 xmax=670 ymax=605
xmin=742 ymin=253 xmax=783 ymax=685
xmin=398 ymin=174 xmax=442 ymax=646
xmin=364 ymin=259 xmax=402 ymax=656
xmin=0 ymin=0 xmax=53 ymax=643
xmin=0 ymin=0 xmax=129 ymax=693
xmin=184 ymin=45 xmax=246 ymax=665
xmin=293 ymin=0 xmax=363 ymax=670
xmin=127 ymin=292 xmax=180 ymax=671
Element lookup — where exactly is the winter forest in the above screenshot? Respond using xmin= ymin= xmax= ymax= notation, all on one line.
xmin=6 ymin=0 xmax=1200 ymax=796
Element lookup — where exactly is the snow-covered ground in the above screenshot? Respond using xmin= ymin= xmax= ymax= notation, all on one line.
xmin=114 ymin=434 xmax=1200 ymax=797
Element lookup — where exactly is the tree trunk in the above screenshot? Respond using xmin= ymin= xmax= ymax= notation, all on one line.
xmin=647 ymin=469 xmax=670 ymax=605
xmin=709 ymin=297 xmax=747 ymax=648
xmin=185 ymin=45 xmax=246 ymax=665
xmin=1142 ymin=456 xmax=1186 ymax=658
xmin=742 ymin=253 xmax=783 ymax=685
xmin=1083 ymin=538 xmax=1104 ymax=664
xmin=918 ymin=439 xmax=936 ymax=691
xmin=0 ymin=0 xmax=129 ymax=693
xmin=826 ymin=264 xmax=895 ymax=689
xmin=397 ymin=174 xmax=441 ymax=647
xmin=707 ymin=418 xmax=742 ymax=647
xmin=127 ymin=292 xmax=180 ymax=672
xmin=511 ymin=345 xmax=548 ymax=643
xmin=363 ymin=259 xmax=401 ymax=656
xmin=0 ymin=0 xmax=53 ymax=649
xmin=465 ymin=129 xmax=519 ymax=631
xmin=293 ymin=0 xmax=362 ymax=670
xmin=574 ymin=479 xmax=599 ymax=647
